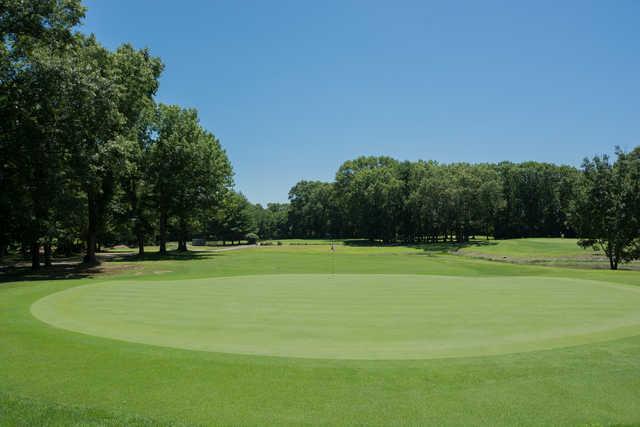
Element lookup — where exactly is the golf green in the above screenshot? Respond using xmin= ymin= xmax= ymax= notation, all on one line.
xmin=31 ymin=274 xmax=640 ymax=360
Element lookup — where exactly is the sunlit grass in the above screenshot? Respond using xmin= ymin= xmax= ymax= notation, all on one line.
xmin=2 ymin=239 xmax=640 ymax=426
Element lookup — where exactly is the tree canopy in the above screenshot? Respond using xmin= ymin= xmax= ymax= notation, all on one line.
xmin=1 ymin=0 xmax=233 ymax=267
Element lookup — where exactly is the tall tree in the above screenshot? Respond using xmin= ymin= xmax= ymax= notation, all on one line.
xmin=288 ymin=181 xmax=336 ymax=238
xmin=148 ymin=104 xmax=232 ymax=253
xmin=335 ymin=156 xmax=403 ymax=241
xmin=210 ymin=191 xmax=256 ymax=245
xmin=253 ymin=203 xmax=290 ymax=240
xmin=570 ymin=147 xmax=640 ymax=270
xmin=0 ymin=0 xmax=85 ymax=268
xmin=73 ymin=38 xmax=162 ymax=263
xmin=111 ymin=45 xmax=163 ymax=256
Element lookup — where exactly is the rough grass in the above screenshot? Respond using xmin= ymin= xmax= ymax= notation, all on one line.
xmin=455 ymin=237 xmax=640 ymax=269
xmin=2 ymin=241 xmax=640 ymax=425
xmin=458 ymin=238 xmax=601 ymax=258
xmin=0 ymin=393 xmax=182 ymax=427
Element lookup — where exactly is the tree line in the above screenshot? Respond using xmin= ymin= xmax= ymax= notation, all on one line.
xmin=276 ymin=157 xmax=580 ymax=242
xmin=249 ymin=150 xmax=639 ymax=269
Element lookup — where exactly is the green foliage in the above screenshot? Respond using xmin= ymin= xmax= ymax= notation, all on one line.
xmin=0 ymin=0 xmax=85 ymax=50
xmin=208 ymin=191 xmax=255 ymax=244
xmin=0 ymin=3 xmax=90 ymax=266
xmin=285 ymin=157 xmax=588 ymax=244
xmin=148 ymin=104 xmax=233 ymax=252
xmin=253 ymin=202 xmax=289 ymax=240
xmin=335 ymin=156 xmax=403 ymax=241
xmin=494 ymin=162 xmax=580 ymax=238
xmin=1 ymin=2 xmax=231 ymax=264
xmin=245 ymin=232 xmax=259 ymax=244
xmin=570 ymin=147 xmax=640 ymax=269
xmin=288 ymin=180 xmax=337 ymax=238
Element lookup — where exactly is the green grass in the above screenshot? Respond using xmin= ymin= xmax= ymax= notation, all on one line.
xmin=453 ymin=237 xmax=640 ymax=269
xmin=262 ymin=238 xmax=347 ymax=245
xmin=3 ymin=240 xmax=640 ymax=425
xmin=458 ymin=237 xmax=601 ymax=259
xmin=0 ymin=393 xmax=177 ymax=427
xmin=31 ymin=274 xmax=640 ymax=360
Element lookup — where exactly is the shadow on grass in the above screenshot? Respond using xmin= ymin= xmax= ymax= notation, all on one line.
xmin=109 ymin=250 xmax=219 ymax=263
xmin=340 ymin=239 xmax=497 ymax=253
xmin=406 ymin=240 xmax=497 ymax=253
xmin=0 ymin=262 xmax=113 ymax=283
xmin=0 ymin=250 xmax=220 ymax=282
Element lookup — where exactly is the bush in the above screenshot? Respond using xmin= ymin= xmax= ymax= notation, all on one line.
xmin=246 ymin=233 xmax=260 ymax=244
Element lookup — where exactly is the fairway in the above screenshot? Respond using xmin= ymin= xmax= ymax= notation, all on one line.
xmin=32 ymin=274 xmax=640 ymax=359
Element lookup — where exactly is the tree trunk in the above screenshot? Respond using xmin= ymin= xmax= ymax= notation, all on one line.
xmin=137 ymin=232 xmax=145 ymax=257
xmin=609 ymin=257 xmax=618 ymax=270
xmin=31 ymin=242 xmax=40 ymax=270
xmin=177 ymin=218 xmax=188 ymax=252
xmin=44 ymin=242 xmax=52 ymax=267
xmin=84 ymin=191 xmax=98 ymax=264
xmin=159 ymin=209 xmax=167 ymax=255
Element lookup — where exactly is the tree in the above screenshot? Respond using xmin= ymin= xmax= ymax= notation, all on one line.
xmin=210 ymin=192 xmax=256 ymax=245
xmin=148 ymin=104 xmax=232 ymax=253
xmin=288 ymin=181 xmax=336 ymax=238
xmin=111 ymin=44 xmax=163 ymax=256
xmin=494 ymin=162 xmax=579 ymax=239
xmin=335 ymin=156 xmax=403 ymax=241
xmin=1 ymin=0 xmax=235 ymax=265
xmin=69 ymin=37 xmax=162 ymax=263
xmin=50 ymin=35 xmax=124 ymax=264
xmin=570 ymin=147 xmax=640 ymax=269
xmin=0 ymin=0 xmax=86 ymax=268
xmin=253 ymin=203 xmax=290 ymax=240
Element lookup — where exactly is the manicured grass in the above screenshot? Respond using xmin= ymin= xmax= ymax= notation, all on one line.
xmin=32 ymin=274 xmax=640 ymax=359
xmin=263 ymin=238 xmax=347 ymax=245
xmin=3 ymin=241 xmax=640 ymax=425
xmin=458 ymin=237 xmax=601 ymax=259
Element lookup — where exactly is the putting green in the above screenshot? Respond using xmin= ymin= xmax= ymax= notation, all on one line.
xmin=31 ymin=274 xmax=640 ymax=360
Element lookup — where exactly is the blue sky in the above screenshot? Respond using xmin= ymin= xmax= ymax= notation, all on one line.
xmin=82 ymin=0 xmax=639 ymax=205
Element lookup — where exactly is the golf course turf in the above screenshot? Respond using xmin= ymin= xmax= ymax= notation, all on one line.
xmin=3 ymin=241 xmax=640 ymax=425
xmin=32 ymin=274 xmax=640 ymax=359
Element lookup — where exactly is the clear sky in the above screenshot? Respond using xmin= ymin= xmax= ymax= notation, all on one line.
xmin=82 ymin=0 xmax=639 ymax=205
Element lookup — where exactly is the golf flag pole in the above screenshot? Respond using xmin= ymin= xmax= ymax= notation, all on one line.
xmin=330 ymin=237 xmax=335 ymax=275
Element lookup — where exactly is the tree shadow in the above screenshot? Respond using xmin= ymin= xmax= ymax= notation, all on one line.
xmin=0 ymin=249 xmax=220 ymax=283
xmin=0 ymin=262 xmax=123 ymax=283
xmin=109 ymin=250 xmax=220 ymax=263
xmin=338 ymin=239 xmax=382 ymax=247
xmin=406 ymin=240 xmax=497 ymax=253
xmin=340 ymin=239 xmax=497 ymax=253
